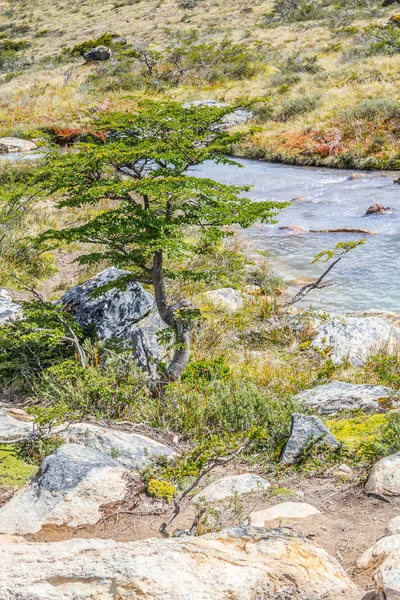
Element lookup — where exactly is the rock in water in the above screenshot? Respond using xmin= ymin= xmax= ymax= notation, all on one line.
xmin=250 ymin=502 xmax=320 ymax=526
xmin=294 ymin=381 xmax=397 ymax=415
xmin=366 ymin=453 xmax=400 ymax=497
xmin=83 ymin=45 xmax=111 ymax=61
xmin=0 ymin=526 xmax=361 ymax=599
xmin=64 ymin=423 xmax=175 ymax=469
xmin=61 ymin=267 xmax=167 ymax=375
xmin=365 ymin=203 xmax=391 ymax=215
xmin=281 ymin=413 xmax=340 ymax=465
xmin=0 ymin=289 xmax=21 ymax=326
xmin=201 ymin=287 xmax=244 ymax=312
xmin=0 ymin=444 xmax=127 ymax=535
xmin=0 ymin=137 xmax=37 ymax=153
xmin=191 ymin=474 xmax=270 ymax=503
xmin=311 ymin=316 xmax=400 ymax=365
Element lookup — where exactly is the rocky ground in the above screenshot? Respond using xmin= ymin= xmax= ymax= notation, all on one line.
xmin=2 ymin=270 xmax=400 ymax=598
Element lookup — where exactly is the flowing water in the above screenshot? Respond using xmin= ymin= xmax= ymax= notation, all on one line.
xmin=195 ymin=159 xmax=400 ymax=314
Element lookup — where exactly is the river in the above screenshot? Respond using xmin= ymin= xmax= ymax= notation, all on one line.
xmin=3 ymin=151 xmax=399 ymax=313
xmin=196 ymin=159 xmax=400 ymax=314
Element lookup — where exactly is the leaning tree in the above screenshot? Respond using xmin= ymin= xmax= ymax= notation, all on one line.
xmin=39 ymin=100 xmax=283 ymax=382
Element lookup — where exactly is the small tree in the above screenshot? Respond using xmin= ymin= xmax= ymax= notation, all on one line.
xmin=39 ymin=100 xmax=283 ymax=382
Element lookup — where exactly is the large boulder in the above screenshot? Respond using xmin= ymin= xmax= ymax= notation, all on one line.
xmin=61 ymin=267 xmax=167 ymax=376
xmin=191 ymin=474 xmax=270 ymax=504
xmin=64 ymin=423 xmax=175 ymax=469
xmin=281 ymin=413 xmax=340 ymax=465
xmin=365 ymin=453 xmax=400 ymax=497
xmin=0 ymin=444 xmax=127 ymax=535
xmin=250 ymin=502 xmax=320 ymax=526
xmin=0 ymin=137 xmax=37 ymax=153
xmin=357 ymin=533 xmax=400 ymax=570
xmin=0 ymin=526 xmax=361 ymax=599
xmin=294 ymin=381 xmax=397 ymax=415
xmin=83 ymin=45 xmax=111 ymax=62
xmin=0 ymin=289 xmax=21 ymax=326
xmin=311 ymin=317 xmax=400 ymax=366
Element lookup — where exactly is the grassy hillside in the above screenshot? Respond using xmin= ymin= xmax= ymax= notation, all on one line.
xmin=0 ymin=0 xmax=400 ymax=166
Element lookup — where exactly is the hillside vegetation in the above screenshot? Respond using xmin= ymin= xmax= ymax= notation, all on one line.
xmin=0 ymin=0 xmax=400 ymax=167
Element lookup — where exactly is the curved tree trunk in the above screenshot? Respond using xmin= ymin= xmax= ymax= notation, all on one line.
xmin=152 ymin=250 xmax=191 ymax=383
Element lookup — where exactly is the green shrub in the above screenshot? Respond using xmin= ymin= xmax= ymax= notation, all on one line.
xmin=33 ymin=352 xmax=151 ymax=420
xmin=344 ymin=24 xmax=400 ymax=59
xmin=275 ymin=93 xmax=320 ymax=121
xmin=70 ymin=33 xmax=119 ymax=56
xmin=339 ymin=98 xmax=400 ymax=125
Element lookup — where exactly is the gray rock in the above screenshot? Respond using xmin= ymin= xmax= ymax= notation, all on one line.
xmin=184 ymin=100 xmax=252 ymax=128
xmin=63 ymin=423 xmax=175 ymax=468
xmin=83 ymin=45 xmax=111 ymax=62
xmin=0 ymin=407 xmax=33 ymax=442
xmin=0 ymin=526 xmax=361 ymax=599
xmin=192 ymin=474 xmax=270 ymax=504
xmin=61 ymin=268 xmax=167 ymax=375
xmin=0 ymin=444 xmax=127 ymax=534
xmin=312 ymin=317 xmax=400 ymax=365
xmin=281 ymin=413 xmax=340 ymax=465
xmin=295 ymin=381 xmax=397 ymax=415
xmin=0 ymin=137 xmax=37 ymax=153
xmin=0 ymin=289 xmax=21 ymax=326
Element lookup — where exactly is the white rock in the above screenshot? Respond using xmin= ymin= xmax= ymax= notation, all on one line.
xmin=375 ymin=551 xmax=400 ymax=600
xmin=312 ymin=317 xmax=400 ymax=365
xmin=202 ymin=287 xmax=244 ymax=312
xmin=0 ymin=290 xmax=21 ymax=326
xmin=0 ymin=526 xmax=361 ymax=599
xmin=388 ymin=516 xmax=400 ymax=535
xmin=295 ymin=381 xmax=398 ymax=415
xmin=0 ymin=406 xmax=33 ymax=442
xmin=0 ymin=444 xmax=127 ymax=535
xmin=192 ymin=474 xmax=270 ymax=504
xmin=64 ymin=423 xmax=175 ymax=468
xmin=0 ymin=137 xmax=37 ymax=153
xmin=357 ymin=534 xmax=400 ymax=570
xmin=249 ymin=502 xmax=321 ymax=526
xmin=366 ymin=453 xmax=400 ymax=496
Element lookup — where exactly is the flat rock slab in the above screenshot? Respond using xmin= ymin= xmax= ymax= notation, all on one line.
xmin=312 ymin=316 xmax=400 ymax=365
xmin=366 ymin=452 xmax=400 ymax=496
xmin=201 ymin=287 xmax=244 ymax=312
xmin=192 ymin=474 xmax=270 ymax=504
xmin=250 ymin=502 xmax=321 ymax=526
xmin=0 ymin=407 xmax=33 ymax=442
xmin=0 ymin=526 xmax=360 ymax=599
xmin=0 ymin=444 xmax=127 ymax=535
xmin=0 ymin=137 xmax=37 ymax=153
xmin=64 ymin=423 xmax=175 ymax=469
xmin=281 ymin=413 xmax=340 ymax=465
xmin=294 ymin=381 xmax=397 ymax=415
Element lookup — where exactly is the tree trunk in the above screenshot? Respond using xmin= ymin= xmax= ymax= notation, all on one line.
xmin=152 ymin=251 xmax=191 ymax=382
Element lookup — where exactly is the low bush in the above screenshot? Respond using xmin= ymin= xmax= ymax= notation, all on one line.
xmin=275 ymin=93 xmax=320 ymax=121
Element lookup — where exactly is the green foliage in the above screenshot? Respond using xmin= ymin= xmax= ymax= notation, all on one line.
xmin=339 ymin=98 xmax=400 ymax=125
xmin=32 ymin=350 xmax=151 ymax=420
xmin=268 ymin=0 xmax=386 ymax=24
xmin=69 ymin=33 xmax=122 ymax=56
xmin=345 ymin=24 xmax=400 ymax=59
xmin=275 ymin=93 xmax=320 ymax=122
xmin=0 ymin=445 xmax=37 ymax=489
xmin=182 ymin=356 xmax=230 ymax=384
xmin=88 ymin=30 xmax=261 ymax=91
xmin=312 ymin=239 xmax=366 ymax=264
xmin=0 ymin=162 xmax=55 ymax=288
xmin=0 ymin=301 xmax=82 ymax=389
xmin=0 ymin=38 xmax=29 ymax=73
xmin=360 ymin=411 xmax=400 ymax=461
xmin=367 ymin=353 xmax=400 ymax=389
xmin=16 ymin=436 xmax=64 ymax=466
xmin=147 ymin=478 xmax=176 ymax=501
